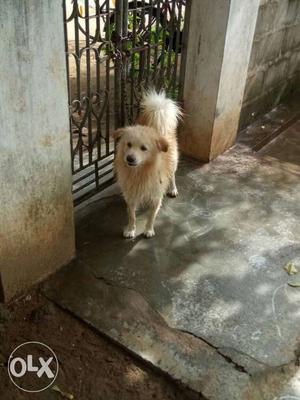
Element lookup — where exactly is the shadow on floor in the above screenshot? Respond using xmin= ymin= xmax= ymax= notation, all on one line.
xmin=45 ymin=117 xmax=300 ymax=400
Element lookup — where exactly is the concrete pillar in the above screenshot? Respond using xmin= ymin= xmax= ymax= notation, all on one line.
xmin=179 ymin=0 xmax=260 ymax=161
xmin=0 ymin=0 xmax=75 ymax=301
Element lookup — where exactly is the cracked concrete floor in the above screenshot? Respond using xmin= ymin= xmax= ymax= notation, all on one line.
xmin=45 ymin=120 xmax=300 ymax=399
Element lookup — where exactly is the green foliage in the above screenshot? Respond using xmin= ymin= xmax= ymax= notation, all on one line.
xmin=101 ymin=9 xmax=182 ymax=98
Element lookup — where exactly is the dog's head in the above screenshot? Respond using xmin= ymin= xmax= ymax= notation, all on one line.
xmin=113 ymin=125 xmax=168 ymax=168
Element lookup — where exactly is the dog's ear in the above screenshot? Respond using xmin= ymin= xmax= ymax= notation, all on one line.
xmin=156 ymin=137 xmax=168 ymax=152
xmin=113 ymin=128 xmax=125 ymax=140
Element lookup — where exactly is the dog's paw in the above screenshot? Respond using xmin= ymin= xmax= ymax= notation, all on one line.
xmin=143 ymin=229 xmax=155 ymax=238
xmin=167 ymin=188 xmax=178 ymax=198
xmin=123 ymin=228 xmax=136 ymax=239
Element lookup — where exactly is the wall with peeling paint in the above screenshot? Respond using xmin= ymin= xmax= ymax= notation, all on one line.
xmin=0 ymin=0 xmax=75 ymax=300
xmin=240 ymin=0 xmax=300 ymax=127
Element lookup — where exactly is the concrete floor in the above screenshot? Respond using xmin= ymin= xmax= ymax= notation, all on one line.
xmin=45 ymin=117 xmax=300 ymax=399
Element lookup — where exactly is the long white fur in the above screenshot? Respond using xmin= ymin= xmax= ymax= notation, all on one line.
xmin=139 ymin=90 xmax=182 ymax=136
xmin=114 ymin=90 xmax=181 ymax=238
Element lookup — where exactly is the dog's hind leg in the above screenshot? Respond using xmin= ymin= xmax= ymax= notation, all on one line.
xmin=167 ymin=173 xmax=178 ymax=198
xmin=123 ymin=202 xmax=137 ymax=238
xmin=144 ymin=199 xmax=162 ymax=238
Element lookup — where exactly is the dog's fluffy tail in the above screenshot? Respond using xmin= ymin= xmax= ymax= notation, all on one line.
xmin=138 ymin=90 xmax=182 ymax=136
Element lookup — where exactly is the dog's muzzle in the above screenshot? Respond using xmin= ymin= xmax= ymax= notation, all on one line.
xmin=126 ymin=155 xmax=137 ymax=167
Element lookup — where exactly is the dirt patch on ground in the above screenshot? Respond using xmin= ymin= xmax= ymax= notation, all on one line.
xmin=0 ymin=290 xmax=197 ymax=400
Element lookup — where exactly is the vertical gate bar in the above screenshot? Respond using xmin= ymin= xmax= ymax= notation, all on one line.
xmin=105 ymin=0 xmax=111 ymax=155
xmin=153 ymin=0 xmax=161 ymax=86
xmin=178 ymin=0 xmax=191 ymax=103
xmin=94 ymin=0 xmax=101 ymax=43
xmin=114 ymin=0 xmax=123 ymax=128
xmin=166 ymin=0 xmax=176 ymax=92
xmin=74 ymin=0 xmax=83 ymax=169
xmin=95 ymin=0 xmax=101 ymax=160
xmin=85 ymin=0 xmax=93 ymax=165
xmin=159 ymin=1 xmax=167 ymax=90
xmin=63 ymin=0 xmax=74 ymax=174
xmin=138 ymin=0 xmax=146 ymax=85
xmin=145 ymin=0 xmax=153 ymax=87
xmin=121 ymin=0 xmax=128 ymax=125
xmin=171 ymin=0 xmax=183 ymax=97
xmin=130 ymin=0 xmax=138 ymax=122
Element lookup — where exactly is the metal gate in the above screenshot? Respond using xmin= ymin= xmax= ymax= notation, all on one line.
xmin=63 ymin=0 xmax=187 ymax=205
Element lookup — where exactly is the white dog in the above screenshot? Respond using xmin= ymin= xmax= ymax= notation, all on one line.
xmin=114 ymin=91 xmax=181 ymax=238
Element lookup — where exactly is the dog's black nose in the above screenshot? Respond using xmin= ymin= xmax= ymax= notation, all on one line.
xmin=126 ymin=155 xmax=136 ymax=164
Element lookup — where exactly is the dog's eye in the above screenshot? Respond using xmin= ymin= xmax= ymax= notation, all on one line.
xmin=141 ymin=145 xmax=147 ymax=151
xmin=127 ymin=142 xmax=132 ymax=148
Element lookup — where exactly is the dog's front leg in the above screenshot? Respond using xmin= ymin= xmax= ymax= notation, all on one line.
xmin=167 ymin=173 xmax=178 ymax=197
xmin=144 ymin=199 xmax=162 ymax=238
xmin=123 ymin=202 xmax=137 ymax=238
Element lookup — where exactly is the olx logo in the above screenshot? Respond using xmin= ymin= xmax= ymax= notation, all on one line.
xmin=8 ymin=342 xmax=58 ymax=392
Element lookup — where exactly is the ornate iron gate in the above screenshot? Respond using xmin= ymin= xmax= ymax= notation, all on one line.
xmin=63 ymin=0 xmax=187 ymax=205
